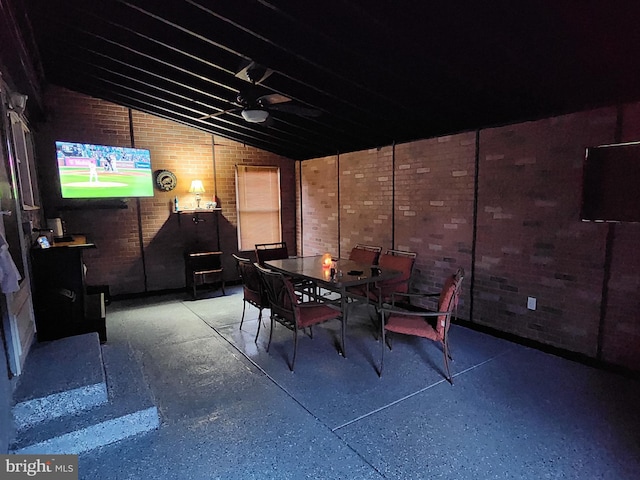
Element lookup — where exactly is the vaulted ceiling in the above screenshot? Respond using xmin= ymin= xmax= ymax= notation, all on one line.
xmin=21 ymin=1 xmax=640 ymax=160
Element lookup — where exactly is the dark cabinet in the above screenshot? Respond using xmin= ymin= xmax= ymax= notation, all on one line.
xmin=30 ymin=236 xmax=106 ymax=342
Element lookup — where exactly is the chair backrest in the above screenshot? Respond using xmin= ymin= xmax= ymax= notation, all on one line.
xmin=255 ymin=263 xmax=298 ymax=325
xmin=238 ymin=259 xmax=267 ymax=304
xmin=378 ymin=249 xmax=417 ymax=294
xmin=436 ymin=267 xmax=465 ymax=336
xmin=348 ymin=244 xmax=382 ymax=265
xmin=255 ymin=242 xmax=289 ymax=265
xmin=232 ymin=253 xmax=251 ymax=277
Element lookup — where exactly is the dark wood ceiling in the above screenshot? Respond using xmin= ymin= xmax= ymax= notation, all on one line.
xmin=22 ymin=0 xmax=640 ymax=160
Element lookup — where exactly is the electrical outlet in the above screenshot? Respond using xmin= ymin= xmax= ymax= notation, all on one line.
xmin=527 ymin=296 xmax=537 ymax=310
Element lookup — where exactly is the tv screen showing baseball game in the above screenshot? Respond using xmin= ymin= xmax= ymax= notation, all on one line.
xmin=55 ymin=141 xmax=154 ymax=199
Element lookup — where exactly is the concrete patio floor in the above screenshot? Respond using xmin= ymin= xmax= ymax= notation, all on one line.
xmin=76 ymin=285 xmax=640 ymax=479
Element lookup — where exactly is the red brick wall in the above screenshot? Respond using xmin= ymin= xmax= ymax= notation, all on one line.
xmin=300 ymin=106 xmax=640 ymax=371
xmin=602 ymin=103 xmax=640 ymax=368
xmin=130 ymin=111 xmax=215 ymax=292
xmin=299 ymin=155 xmax=339 ymax=256
xmin=301 ymin=136 xmax=475 ymax=319
xmin=604 ymin=224 xmax=640 ymax=368
xmin=34 ymin=86 xmax=640 ymax=371
xmin=213 ymin=136 xmax=296 ymax=259
xmin=476 ymin=109 xmax=616 ymax=357
xmin=35 ymin=86 xmax=295 ymax=295
xmin=339 ymin=147 xmax=394 ymax=256
xmin=394 ymin=134 xmax=476 ymax=320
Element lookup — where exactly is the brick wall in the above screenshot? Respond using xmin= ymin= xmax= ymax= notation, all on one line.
xmin=35 ymin=86 xmax=295 ymax=295
xmin=299 ymin=136 xmax=476 ymax=319
xmin=476 ymin=109 xmax=616 ymax=357
xmin=34 ymin=86 xmax=640 ymax=371
xmin=299 ymin=106 xmax=640 ymax=372
xmin=130 ymin=111 xmax=215 ymax=292
xmin=604 ymin=224 xmax=640 ymax=368
xmin=299 ymin=155 xmax=339 ymax=256
xmin=212 ymin=136 xmax=296 ymax=258
xmin=339 ymin=147 xmax=394 ymax=256
xmin=394 ymin=134 xmax=476 ymax=320
xmin=603 ymin=102 xmax=640 ymax=368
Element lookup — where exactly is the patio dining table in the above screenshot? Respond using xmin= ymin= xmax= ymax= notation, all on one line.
xmin=264 ymin=255 xmax=401 ymax=357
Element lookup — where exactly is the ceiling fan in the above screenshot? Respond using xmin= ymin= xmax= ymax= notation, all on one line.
xmin=199 ymin=62 xmax=320 ymax=123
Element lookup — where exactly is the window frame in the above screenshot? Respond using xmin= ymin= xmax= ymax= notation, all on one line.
xmin=8 ymin=110 xmax=39 ymax=210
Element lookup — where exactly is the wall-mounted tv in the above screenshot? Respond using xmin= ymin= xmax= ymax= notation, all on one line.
xmin=55 ymin=141 xmax=154 ymax=199
xmin=581 ymin=141 xmax=640 ymax=223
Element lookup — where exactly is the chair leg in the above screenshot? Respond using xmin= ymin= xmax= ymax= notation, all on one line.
xmin=192 ymin=274 xmax=197 ymax=299
xmin=442 ymin=340 xmax=453 ymax=385
xmin=254 ymin=309 xmax=262 ymax=343
xmin=239 ymin=301 xmax=247 ymax=330
xmin=267 ymin=316 xmax=275 ymax=352
xmin=290 ymin=329 xmax=298 ymax=372
xmin=340 ymin=318 xmax=346 ymax=359
xmin=371 ymin=301 xmax=382 ymax=340
xmin=379 ymin=325 xmax=385 ymax=377
xmin=220 ymin=279 xmax=226 ymax=296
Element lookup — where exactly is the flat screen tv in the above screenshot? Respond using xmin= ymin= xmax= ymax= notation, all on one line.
xmin=55 ymin=141 xmax=154 ymax=199
xmin=581 ymin=141 xmax=640 ymax=223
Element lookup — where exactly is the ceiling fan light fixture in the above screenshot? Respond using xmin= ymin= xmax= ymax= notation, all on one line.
xmin=242 ymin=109 xmax=269 ymax=123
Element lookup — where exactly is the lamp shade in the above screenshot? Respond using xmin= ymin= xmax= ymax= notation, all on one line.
xmin=241 ymin=109 xmax=269 ymax=123
xmin=188 ymin=180 xmax=205 ymax=194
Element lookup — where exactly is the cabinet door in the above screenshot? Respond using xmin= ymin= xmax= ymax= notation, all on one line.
xmin=31 ymin=248 xmax=86 ymax=341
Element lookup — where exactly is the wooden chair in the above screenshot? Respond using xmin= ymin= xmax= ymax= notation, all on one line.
xmin=256 ymin=263 xmax=344 ymax=371
xmin=348 ymin=244 xmax=382 ymax=265
xmin=379 ymin=267 xmax=464 ymax=383
xmin=184 ymin=251 xmax=225 ymax=299
xmin=236 ymin=258 xmax=269 ymax=342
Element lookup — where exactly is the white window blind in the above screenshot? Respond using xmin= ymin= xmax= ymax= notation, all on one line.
xmin=235 ymin=165 xmax=282 ymax=251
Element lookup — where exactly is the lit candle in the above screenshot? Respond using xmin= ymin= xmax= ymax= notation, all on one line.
xmin=322 ymin=253 xmax=333 ymax=268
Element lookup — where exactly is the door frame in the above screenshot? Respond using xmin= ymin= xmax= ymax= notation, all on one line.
xmin=0 ymin=79 xmax=37 ymax=376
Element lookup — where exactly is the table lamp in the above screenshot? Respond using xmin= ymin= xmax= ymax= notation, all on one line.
xmin=189 ymin=180 xmax=205 ymax=209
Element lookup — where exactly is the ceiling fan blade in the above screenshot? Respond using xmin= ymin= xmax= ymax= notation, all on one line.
xmin=269 ymin=103 xmax=321 ymax=117
xmin=198 ymin=108 xmax=239 ymax=120
xmin=257 ymin=93 xmax=291 ymax=106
